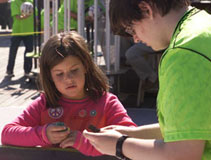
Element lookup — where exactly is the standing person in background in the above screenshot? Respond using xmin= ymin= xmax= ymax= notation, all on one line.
xmin=83 ymin=0 xmax=211 ymax=159
xmin=57 ymin=0 xmax=77 ymax=31
xmin=1 ymin=31 xmax=136 ymax=156
xmin=6 ymin=0 xmax=34 ymax=78
xmin=57 ymin=0 xmax=94 ymax=32
xmin=125 ymin=40 xmax=159 ymax=89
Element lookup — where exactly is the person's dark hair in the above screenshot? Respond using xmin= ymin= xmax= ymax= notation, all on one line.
xmin=40 ymin=31 xmax=109 ymax=108
xmin=109 ymin=0 xmax=190 ymax=37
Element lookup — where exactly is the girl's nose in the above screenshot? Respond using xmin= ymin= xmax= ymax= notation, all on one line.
xmin=67 ymin=72 xmax=74 ymax=79
xmin=63 ymin=72 xmax=74 ymax=81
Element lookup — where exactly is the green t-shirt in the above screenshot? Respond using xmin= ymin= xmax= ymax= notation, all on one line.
xmin=157 ymin=8 xmax=211 ymax=159
xmin=58 ymin=0 xmax=94 ymax=31
xmin=58 ymin=0 xmax=77 ymax=31
xmin=11 ymin=0 xmax=34 ymax=35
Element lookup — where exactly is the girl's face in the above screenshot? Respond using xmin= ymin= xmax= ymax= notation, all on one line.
xmin=51 ymin=55 xmax=87 ymax=100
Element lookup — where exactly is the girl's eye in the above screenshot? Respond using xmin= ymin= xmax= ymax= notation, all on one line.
xmin=71 ymin=68 xmax=78 ymax=74
xmin=56 ymin=73 xmax=63 ymax=77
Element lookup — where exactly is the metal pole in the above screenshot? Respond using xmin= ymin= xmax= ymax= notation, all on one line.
xmin=64 ymin=0 xmax=67 ymax=31
xmin=67 ymin=0 xmax=71 ymax=31
xmin=32 ymin=0 xmax=37 ymax=68
xmin=105 ymin=0 xmax=110 ymax=73
xmin=93 ymin=0 xmax=98 ymax=64
xmin=77 ymin=0 xmax=85 ymax=37
xmin=114 ymin=35 xmax=120 ymax=72
xmin=52 ymin=0 xmax=58 ymax=35
xmin=44 ymin=0 xmax=50 ymax=43
xmin=64 ymin=0 xmax=71 ymax=31
xmin=37 ymin=0 xmax=42 ymax=56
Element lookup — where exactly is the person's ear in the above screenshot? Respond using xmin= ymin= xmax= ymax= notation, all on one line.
xmin=138 ymin=1 xmax=154 ymax=19
xmin=133 ymin=34 xmax=141 ymax=43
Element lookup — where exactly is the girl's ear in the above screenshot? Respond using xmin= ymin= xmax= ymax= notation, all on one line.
xmin=138 ymin=1 xmax=154 ymax=20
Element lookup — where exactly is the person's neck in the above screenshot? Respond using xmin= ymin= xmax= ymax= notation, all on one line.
xmin=163 ymin=6 xmax=190 ymax=44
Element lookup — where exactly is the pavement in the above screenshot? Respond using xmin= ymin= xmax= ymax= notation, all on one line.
xmin=0 ymin=29 xmax=40 ymax=141
xmin=0 ymin=29 xmax=40 ymax=107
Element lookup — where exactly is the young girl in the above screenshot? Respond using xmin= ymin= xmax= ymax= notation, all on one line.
xmin=1 ymin=31 xmax=136 ymax=156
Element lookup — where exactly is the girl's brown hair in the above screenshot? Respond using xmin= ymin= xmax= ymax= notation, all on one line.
xmin=39 ymin=31 xmax=109 ymax=108
xmin=109 ymin=0 xmax=190 ymax=37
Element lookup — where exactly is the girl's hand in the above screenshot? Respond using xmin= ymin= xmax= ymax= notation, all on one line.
xmin=59 ymin=131 xmax=78 ymax=148
xmin=46 ymin=122 xmax=70 ymax=144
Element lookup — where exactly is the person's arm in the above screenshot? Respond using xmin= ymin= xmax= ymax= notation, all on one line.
xmin=83 ymin=130 xmax=205 ymax=160
xmin=102 ymin=123 xmax=162 ymax=139
xmin=123 ymin=138 xmax=204 ymax=160
xmin=127 ymin=123 xmax=162 ymax=139
xmin=1 ymin=96 xmax=51 ymax=147
xmin=100 ymin=94 xmax=162 ymax=139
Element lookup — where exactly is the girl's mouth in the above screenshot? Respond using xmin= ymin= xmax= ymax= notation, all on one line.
xmin=66 ymin=85 xmax=76 ymax=89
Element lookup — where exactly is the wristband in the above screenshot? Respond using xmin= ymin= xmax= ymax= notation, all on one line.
xmin=116 ymin=135 xmax=130 ymax=160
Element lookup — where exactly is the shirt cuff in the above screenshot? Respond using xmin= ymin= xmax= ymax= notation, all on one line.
xmin=41 ymin=124 xmax=52 ymax=145
xmin=72 ymin=131 xmax=82 ymax=149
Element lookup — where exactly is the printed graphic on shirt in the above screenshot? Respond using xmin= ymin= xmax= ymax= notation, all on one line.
xmin=90 ymin=110 xmax=97 ymax=117
xmin=48 ymin=107 xmax=64 ymax=119
xmin=78 ymin=109 xmax=87 ymax=118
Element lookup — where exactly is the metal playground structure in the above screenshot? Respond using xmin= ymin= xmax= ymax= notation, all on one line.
xmin=43 ymin=0 xmax=121 ymax=74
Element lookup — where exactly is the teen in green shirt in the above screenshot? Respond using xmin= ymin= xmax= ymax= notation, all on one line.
xmin=83 ymin=0 xmax=211 ymax=159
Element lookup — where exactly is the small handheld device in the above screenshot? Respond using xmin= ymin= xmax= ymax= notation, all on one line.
xmin=55 ymin=122 xmax=68 ymax=132
xmin=88 ymin=124 xmax=100 ymax=133
xmin=55 ymin=122 xmax=65 ymax=126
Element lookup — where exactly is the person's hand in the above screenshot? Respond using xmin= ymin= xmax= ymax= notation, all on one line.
xmin=46 ymin=122 xmax=70 ymax=144
xmin=16 ymin=14 xmax=31 ymax=20
xmin=59 ymin=130 xmax=78 ymax=148
xmin=101 ymin=125 xmax=136 ymax=135
xmin=83 ymin=129 xmax=122 ymax=156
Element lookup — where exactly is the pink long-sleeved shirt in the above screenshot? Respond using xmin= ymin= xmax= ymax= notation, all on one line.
xmin=1 ymin=92 xmax=136 ymax=156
